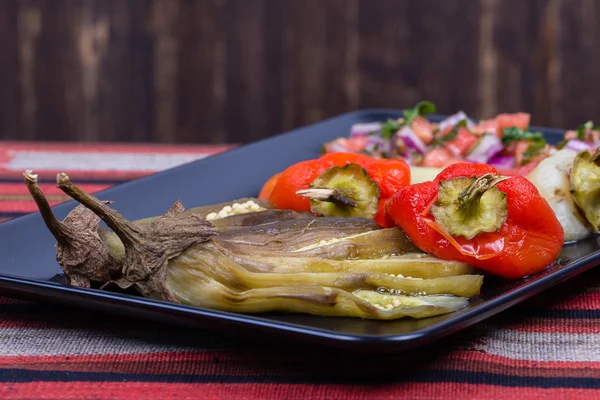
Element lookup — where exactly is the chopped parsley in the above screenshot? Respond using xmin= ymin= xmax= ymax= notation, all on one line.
xmin=501 ymin=127 xmax=545 ymax=145
xmin=379 ymin=119 xmax=402 ymax=140
xmin=432 ymin=120 xmax=467 ymax=147
xmin=556 ymin=140 xmax=568 ymax=150
xmin=501 ymin=126 xmax=547 ymax=165
xmin=576 ymin=121 xmax=596 ymax=140
xmin=375 ymin=101 xmax=437 ymax=140
xmin=402 ymin=101 xmax=437 ymax=123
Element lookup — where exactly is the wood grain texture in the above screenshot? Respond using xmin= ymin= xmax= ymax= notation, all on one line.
xmin=0 ymin=0 xmax=599 ymax=144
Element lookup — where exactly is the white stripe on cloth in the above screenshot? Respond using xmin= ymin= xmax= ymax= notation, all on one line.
xmin=0 ymin=327 xmax=233 ymax=356
xmin=0 ymin=325 xmax=598 ymax=360
xmin=468 ymin=328 xmax=600 ymax=362
xmin=6 ymin=151 xmax=209 ymax=172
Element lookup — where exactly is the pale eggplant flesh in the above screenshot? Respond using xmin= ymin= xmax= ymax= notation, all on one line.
xmin=25 ymin=171 xmax=481 ymax=320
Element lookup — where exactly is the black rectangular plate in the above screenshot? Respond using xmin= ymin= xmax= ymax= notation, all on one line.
xmin=1 ymin=109 xmax=599 ymax=353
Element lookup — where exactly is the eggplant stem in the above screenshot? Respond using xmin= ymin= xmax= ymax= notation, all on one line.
xmin=457 ymin=173 xmax=508 ymax=215
xmin=56 ymin=172 xmax=142 ymax=246
xmin=296 ymin=188 xmax=358 ymax=208
xmin=23 ymin=169 xmax=73 ymax=245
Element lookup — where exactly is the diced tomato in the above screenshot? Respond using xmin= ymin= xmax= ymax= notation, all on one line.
xmin=564 ymin=130 xmax=578 ymax=140
xmin=445 ymin=128 xmax=478 ymax=157
xmin=497 ymin=161 xmax=540 ymax=177
xmin=513 ymin=140 xmax=531 ymax=167
xmin=496 ymin=112 xmax=530 ymax=132
xmin=511 ymin=139 xmax=549 ymax=168
xmin=325 ymin=136 xmax=369 ymax=153
xmin=472 ymin=119 xmax=499 ymax=136
xmin=343 ymin=136 xmax=370 ymax=152
xmin=422 ymin=147 xmax=463 ymax=168
xmin=472 ymin=112 xmax=531 ymax=138
xmin=411 ymin=116 xmax=434 ymax=144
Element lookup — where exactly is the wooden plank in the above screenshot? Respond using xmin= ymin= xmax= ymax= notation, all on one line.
xmin=356 ymin=0 xmax=420 ymax=111
xmin=405 ymin=0 xmax=483 ymax=116
xmin=358 ymin=0 xmax=482 ymax=115
xmin=554 ymin=0 xmax=600 ymax=129
xmin=282 ymin=0 xmax=359 ymax=131
xmin=0 ymin=1 xmax=19 ymax=140
xmin=0 ymin=0 xmax=599 ymax=143
xmin=224 ymin=0 xmax=285 ymax=144
xmin=89 ymin=0 xmax=154 ymax=143
xmin=169 ymin=0 xmax=227 ymax=144
xmin=24 ymin=0 xmax=86 ymax=142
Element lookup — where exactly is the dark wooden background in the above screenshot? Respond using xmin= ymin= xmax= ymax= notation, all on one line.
xmin=0 ymin=0 xmax=598 ymax=144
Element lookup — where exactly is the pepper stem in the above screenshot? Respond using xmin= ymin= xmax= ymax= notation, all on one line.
xmin=457 ymin=174 xmax=509 ymax=216
xmin=430 ymin=174 xmax=509 ymax=240
xmin=296 ymin=188 xmax=358 ymax=207
xmin=56 ymin=172 xmax=142 ymax=247
xmin=23 ymin=169 xmax=73 ymax=245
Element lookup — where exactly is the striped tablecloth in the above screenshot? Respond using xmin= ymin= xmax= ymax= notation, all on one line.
xmin=0 ymin=141 xmax=599 ymax=400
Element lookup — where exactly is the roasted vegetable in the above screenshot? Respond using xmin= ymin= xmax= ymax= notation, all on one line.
xmin=26 ymin=170 xmax=481 ymax=320
xmin=527 ymin=149 xmax=593 ymax=242
xmin=297 ymin=163 xmax=381 ymax=219
xmin=571 ymin=148 xmax=600 ymax=232
xmin=169 ymin=242 xmax=483 ymax=297
xmin=386 ymin=163 xmax=564 ymax=279
xmin=23 ymin=170 xmax=121 ymax=287
xmin=264 ymin=152 xmax=410 ymax=226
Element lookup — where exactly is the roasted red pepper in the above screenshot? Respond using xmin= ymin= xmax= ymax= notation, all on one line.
xmin=265 ymin=152 xmax=410 ymax=226
xmin=385 ymin=163 xmax=564 ymax=279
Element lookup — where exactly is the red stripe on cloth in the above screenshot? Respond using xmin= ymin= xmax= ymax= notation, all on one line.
xmin=0 ymin=170 xmax=145 ymax=181
xmin=0 ymin=200 xmax=69 ymax=213
xmin=546 ymin=293 xmax=600 ymax=310
xmin=0 ymin=352 xmax=230 ymax=366
xmin=2 ymin=349 xmax=600 ymax=376
xmin=0 ymin=183 xmax=112 ymax=196
xmin=444 ymin=350 xmax=600 ymax=370
xmin=0 ymin=141 xmax=237 ymax=155
xmin=505 ymin=318 xmax=600 ymax=334
xmin=0 ymin=170 xmax=152 ymax=181
xmin=0 ymin=382 xmax=597 ymax=400
xmin=0 ymin=184 xmax=113 ymax=213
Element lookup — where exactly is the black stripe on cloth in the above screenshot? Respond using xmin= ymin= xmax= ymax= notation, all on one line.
xmin=0 ymin=369 xmax=599 ymax=388
xmin=509 ymin=308 xmax=600 ymax=319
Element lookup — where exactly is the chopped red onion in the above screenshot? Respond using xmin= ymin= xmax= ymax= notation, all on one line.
xmin=564 ymin=139 xmax=594 ymax=153
xmin=437 ymin=111 xmax=475 ymax=132
xmin=324 ymin=140 xmax=350 ymax=153
xmin=401 ymin=155 xmax=414 ymax=166
xmin=364 ymin=135 xmax=391 ymax=154
xmin=465 ymin=134 xmax=503 ymax=164
xmin=350 ymin=122 xmax=382 ymax=137
xmin=396 ymin=126 xmax=428 ymax=154
xmin=488 ymin=154 xmax=515 ymax=169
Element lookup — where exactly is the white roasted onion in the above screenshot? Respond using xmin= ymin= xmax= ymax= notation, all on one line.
xmin=527 ymin=149 xmax=592 ymax=242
